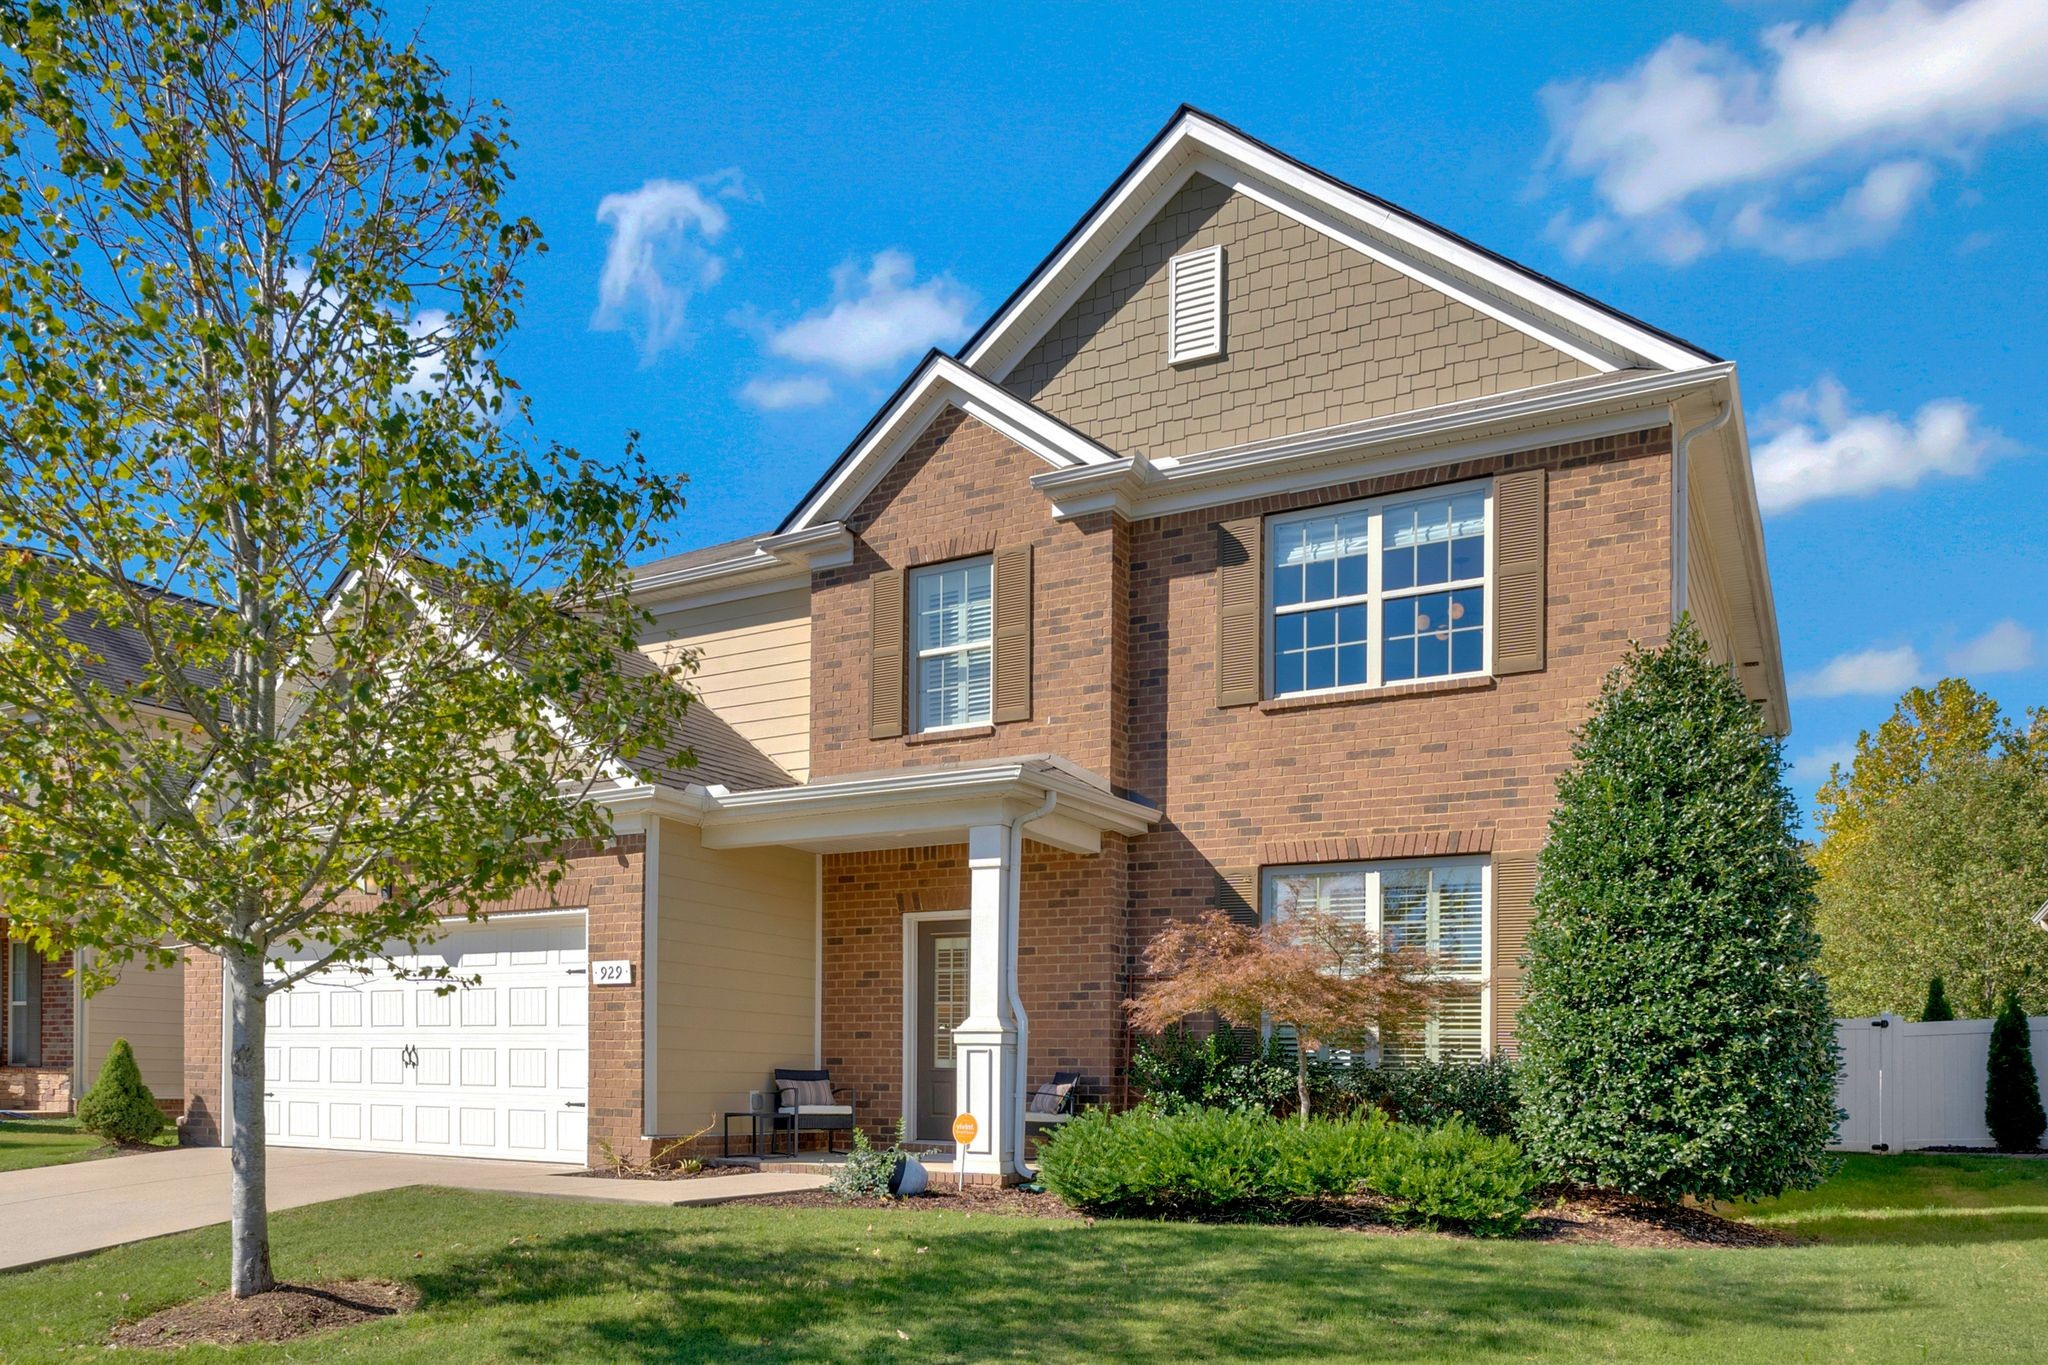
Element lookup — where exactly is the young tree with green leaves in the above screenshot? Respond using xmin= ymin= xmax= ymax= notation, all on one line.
xmin=1986 ymin=991 xmax=2046 ymax=1153
xmin=1516 ymin=619 xmax=1839 ymax=1203
xmin=1921 ymin=977 xmax=1955 ymax=1023
xmin=0 ymin=3 xmax=692 ymax=1297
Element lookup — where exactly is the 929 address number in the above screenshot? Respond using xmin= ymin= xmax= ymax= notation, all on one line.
xmin=591 ymin=959 xmax=633 ymax=986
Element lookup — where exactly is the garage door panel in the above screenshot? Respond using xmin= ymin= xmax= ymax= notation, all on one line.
xmin=260 ymin=913 xmax=588 ymax=1163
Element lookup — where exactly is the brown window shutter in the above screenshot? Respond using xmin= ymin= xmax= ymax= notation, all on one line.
xmin=1215 ymin=516 xmax=1263 ymax=707
xmin=1214 ymin=869 xmax=1261 ymax=927
xmin=992 ymin=545 xmax=1033 ymax=724
xmin=1490 ymin=853 xmax=1539 ymax=1057
xmin=1492 ymin=469 xmax=1547 ymax=676
xmin=868 ymin=569 xmax=905 ymax=739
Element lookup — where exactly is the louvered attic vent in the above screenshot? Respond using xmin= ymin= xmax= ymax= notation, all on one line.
xmin=1167 ymin=244 xmax=1225 ymax=364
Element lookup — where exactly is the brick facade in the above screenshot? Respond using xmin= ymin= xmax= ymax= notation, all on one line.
xmin=814 ymin=410 xmax=1674 ymax=1122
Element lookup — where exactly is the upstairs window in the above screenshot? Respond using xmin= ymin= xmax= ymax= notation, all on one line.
xmin=1268 ymin=484 xmax=1489 ymax=697
xmin=912 ymin=558 xmax=993 ymax=731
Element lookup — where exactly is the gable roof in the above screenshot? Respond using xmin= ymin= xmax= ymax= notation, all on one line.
xmin=0 ymin=549 xmax=220 ymax=710
xmin=963 ymin=106 xmax=1717 ymax=383
xmin=777 ymin=352 xmax=1116 ymax=534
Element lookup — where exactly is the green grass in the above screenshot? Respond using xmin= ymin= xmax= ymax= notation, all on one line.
xmin=0 ymin=1155 xmax=2044 ymax=1361
xmin=1730 ymin=1150 xmax=2048 ymax=1245
xmin=0 ymin=1115 xmax=174 ymax=1173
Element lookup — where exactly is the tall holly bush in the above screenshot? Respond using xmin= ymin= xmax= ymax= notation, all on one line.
xmin=1516 ymin=618 xmax=1840 ymax=1202
xmin=1986 ymin=991 xmax=2046 ymax=1153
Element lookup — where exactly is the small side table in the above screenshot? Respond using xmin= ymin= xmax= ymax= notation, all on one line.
xmin=721 ymin=1110 xmax=765 ymax=1157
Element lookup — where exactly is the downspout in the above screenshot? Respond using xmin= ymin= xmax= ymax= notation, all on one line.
xmin=1006 ymin=789 xmax=1057 ymax=1181
xmin=1671 ymin=400 xmax=1731 ymax=622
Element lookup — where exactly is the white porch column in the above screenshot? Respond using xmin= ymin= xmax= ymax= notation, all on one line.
xmin=951 ymin=823 xmax=1019 ymax=1178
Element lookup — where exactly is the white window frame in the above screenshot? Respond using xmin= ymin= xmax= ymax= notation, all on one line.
xmin=910 ymin=556 xmax=994 ymax=734
xmin=1259 ymin=856 xmax=1493 ymax=1063
xmin=1264 ymin=479 xmax=1494 ymax=700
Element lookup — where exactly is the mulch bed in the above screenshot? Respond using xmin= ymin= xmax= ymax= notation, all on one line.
xmin=738 ymin=1180 xmax=1786 ymax=1247
xmin=109 ymin=1279 xmax=416 ymax=1349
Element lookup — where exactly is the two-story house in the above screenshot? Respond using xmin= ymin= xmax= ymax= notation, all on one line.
xmin=180 ymin=109 xmax=1785 ymax=1180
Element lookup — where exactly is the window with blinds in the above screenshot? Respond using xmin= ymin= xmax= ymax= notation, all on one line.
xmin=911 ymin=557 xmax=993 ymax=731
xmin=1262 ymin=858 xmax=1490 ymax=1065
xmin=932 ymin=935 xmax=969 ymax=1068
xmin=1167 ymin=245 xmax=1225 ymax=364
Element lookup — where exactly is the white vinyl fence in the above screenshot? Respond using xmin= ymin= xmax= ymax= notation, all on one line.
xmin=1832 ymin=1013 xmax=2048 ymax=1152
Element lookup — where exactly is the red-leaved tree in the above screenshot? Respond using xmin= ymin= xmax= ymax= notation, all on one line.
xmin=1129 ymin=908 xmax=1450 ymax=1123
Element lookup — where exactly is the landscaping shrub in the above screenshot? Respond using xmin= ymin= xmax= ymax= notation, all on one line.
xmin=75 ymin=1038 xmax=166 ymax=1146
xmin=1037 ymin=1106 xmax=1534 ymax=1234
xmin=1516 ymin=619 xmax=1840 ymax=1203
xmin=1920 ymin=976 xmax=1955 ymax=1023
xmin=1129 ymin=1026 xmax=1311 ymax=1117
xmin=1986 ymin=991 xmax=2046 ymax=1152
xmin=1342 ymin=1057 xmax=1521 ymax=1138
xmin=826 ymin=1120 xmax=912 ymax=1201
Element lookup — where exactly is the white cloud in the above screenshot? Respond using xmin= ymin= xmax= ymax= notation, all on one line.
xmin=763 ymin=251 xmax=976 ymax=376
xmin=1541 ymin=0 xmax=2048 ymax=261
xmin=738 ymin=374 xmax=835 ymax=411
xmin=1790 ymin=643 xmax=1925 ymax=699
xmin=1788 ymin=741 xmax=1857 ymax=789
xmin=1944 ymin=619 xmax=2036 ymax=674
xmin=592 ymin=171 xmax=752 ymax=363
xmin=1750 ymin=376 xmax=2013 ymax=514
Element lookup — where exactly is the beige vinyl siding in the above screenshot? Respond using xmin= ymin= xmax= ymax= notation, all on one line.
xmin=653 ymin=819 xmax=816 ymax=1135
xmin=1687 ymin=506 xmax=1737 ymax=667
xmin=641 ymin=586 xmax=811 ymax=782
xmin=78 ymin=952 xmax=184 ymax=1102
xmin=1002 ymin=174 xmax=1591 ymax=460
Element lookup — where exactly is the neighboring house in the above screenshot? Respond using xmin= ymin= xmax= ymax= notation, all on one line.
xmin=179 ymin=108 xmax=1786 ymax=1179
xmin=1 ymin=581 xmax=190 ymax=1115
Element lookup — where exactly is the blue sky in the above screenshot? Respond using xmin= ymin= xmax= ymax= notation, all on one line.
xmin=402 ymin=0 xmax=2048 ymax=819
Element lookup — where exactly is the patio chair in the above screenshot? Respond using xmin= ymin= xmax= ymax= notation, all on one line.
xmin=1023 ymin=1072 xmax=1081 ymax=1146
xmin=770 ymin=1067 xmax=858 ymax=1156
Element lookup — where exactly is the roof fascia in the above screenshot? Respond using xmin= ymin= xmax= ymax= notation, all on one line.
xmin=1032 ymin=365 xmax=1733 ymax=522
xmin=629 ymin=523 xmax=853 ymax=608
xmin=777 ymin=355 xmax=1115 ymax=535
xmin=963 ymin=108 xmax=1717 ymax=384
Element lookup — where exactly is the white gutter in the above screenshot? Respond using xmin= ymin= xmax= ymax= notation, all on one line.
xmin=1006 ymin=790 xmax=1057 ymax=1181
xmin=1671 ymin=400 xmax=1732 ymax=622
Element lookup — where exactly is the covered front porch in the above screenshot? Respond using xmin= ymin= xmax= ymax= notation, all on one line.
xmin=696 ymin=756 xmax=1156 ymax=1181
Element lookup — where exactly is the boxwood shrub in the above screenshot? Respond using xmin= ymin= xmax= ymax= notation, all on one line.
xmin=1038 ymin=1107 xmax=1534 ymax=1236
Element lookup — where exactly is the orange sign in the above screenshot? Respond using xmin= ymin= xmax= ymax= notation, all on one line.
xmin=951 ymin=1113 xmax=978 ymax=1145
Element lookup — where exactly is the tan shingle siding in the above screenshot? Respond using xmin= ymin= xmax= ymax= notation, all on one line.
xmin=1001 ymin=175 xmax=1592 ymax=459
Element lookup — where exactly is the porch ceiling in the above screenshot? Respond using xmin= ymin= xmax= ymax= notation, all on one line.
xmin=692 ymin=755 xmax=1158 ymax=856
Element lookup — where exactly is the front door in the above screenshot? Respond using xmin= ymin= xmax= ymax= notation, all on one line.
xmin=914 ymin=920 xmax=969 ymax=1142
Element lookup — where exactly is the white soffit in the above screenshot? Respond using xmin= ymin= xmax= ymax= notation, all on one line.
xmin=780 ymin=354 xmax=1116 ymax=534
xmin=962 ymin=109 xmax=1717 ymax=385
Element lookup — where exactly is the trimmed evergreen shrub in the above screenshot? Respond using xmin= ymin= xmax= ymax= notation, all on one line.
xmin=1515 ymin=619 xmax=1840 ymax=1203
xmin=1920 ymin=977 xmax=1955 ymax=1023
xmin=1036 ymin=1107 xmax=1534 ymax=1235
xmin=75 ymin=1038 xmax=166 ymax=1145
xmin=1342 ymin=1057 xmax=1521 ymax=1138
xmin=1986 ymin=991 xmax=2046 ymax=1153
xmin=1129 ymin=1026 xmax=1315 ymax=1117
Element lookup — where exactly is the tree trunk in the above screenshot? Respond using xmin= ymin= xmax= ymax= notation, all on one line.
xmin=1296 ymin=1046 xmax=1311 ymax=1126
xmin=226 ymin=952 xmax=275 ymax=1298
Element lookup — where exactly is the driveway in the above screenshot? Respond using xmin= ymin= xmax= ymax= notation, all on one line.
xmin=0 ymin=1145 xmax=825 ymax=1271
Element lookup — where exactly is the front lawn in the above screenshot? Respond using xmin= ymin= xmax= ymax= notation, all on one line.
xmin=1731 ymin=1150 xmax=2048 ymax=1246
xmin=1 ymin=1154 xmax=2044 ymax=1361
xmin=0 ymin=1115 xmax=174 ymax=1174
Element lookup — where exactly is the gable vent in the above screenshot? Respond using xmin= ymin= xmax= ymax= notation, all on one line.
xmin=1167 ymin=245 xmax=1225 ymax=365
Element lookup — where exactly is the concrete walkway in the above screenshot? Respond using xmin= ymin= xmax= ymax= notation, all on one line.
xmin=0 ymin=1145 xmax=827 ymax=1272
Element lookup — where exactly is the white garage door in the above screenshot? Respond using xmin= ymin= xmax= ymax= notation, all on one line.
xmin=261 ymin=913 xmax=588 ymax=1163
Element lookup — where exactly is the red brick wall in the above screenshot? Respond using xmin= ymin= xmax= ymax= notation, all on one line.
xmin=1125 ymin=426 xmax=1674 ymax=952
xmin=821 ymin=837 xmax=1129 ymax=1139
xmin=811 ymin=408 xmax=1128 ymax=784
xmin=811 ymin=424 xmax=1673 ymax=1101
xmin=177 ymin=836 xmax=649 ymax=1164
